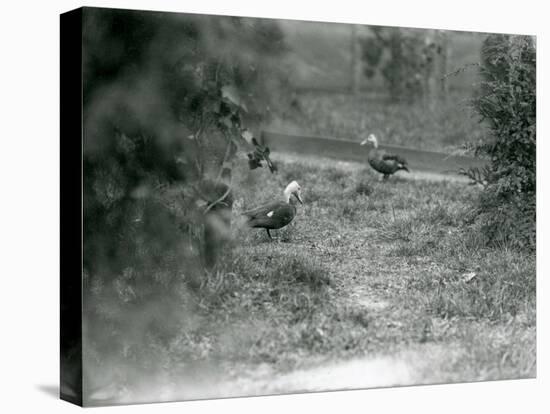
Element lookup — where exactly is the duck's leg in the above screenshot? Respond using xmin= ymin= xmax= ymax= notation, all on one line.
xmin=383 ymin=174 xmax=390 ymax=181
xmin=266 ymin=228 xmax=273 ymax=241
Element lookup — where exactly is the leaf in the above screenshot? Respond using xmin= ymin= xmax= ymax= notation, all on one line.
xmin=241 ymin=129 xmax=254 ymax=144
xmin=210 ymin=100 xmax=221 ymax=113
xmin=221 ymin=85 xmax=248 ymax=112
xmin=221 ymin=160 xmax=233 ymax=171
xmin=247 ymin=154 xmax=261 ymax=170
xmin=220 ymin=115 xmax=233 ymax=130
xmin=195 ymin=199 xmax=208 ymax=208
xmin=176 ymin=157 xmax=189 ymax=165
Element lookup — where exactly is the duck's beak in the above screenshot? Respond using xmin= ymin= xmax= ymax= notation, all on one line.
xmin=403 ymin=166 xmax=410 ymax=172
xmin=294 ymin=192 xmax=303 ymax=204
xmin=360 ymin=139 xmax=368 ymax=146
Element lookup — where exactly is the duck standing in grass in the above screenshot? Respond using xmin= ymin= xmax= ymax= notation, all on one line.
xmin=360 ymin=134 xmax=409 ymax=180
xmin=243 ymin=181 xmax=303 ymax=240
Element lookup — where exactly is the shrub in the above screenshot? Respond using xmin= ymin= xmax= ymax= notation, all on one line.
xmin=470 ymin=34 xmax=536 ymax=249
xmin=81 ymin=8 xmax=290 ymax=394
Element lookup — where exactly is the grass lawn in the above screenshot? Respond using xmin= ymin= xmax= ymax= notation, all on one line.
xmin=174 ymin=154 xmax=534 ymax=391
xmin=85 ymin=154 xmax=535 ymax=404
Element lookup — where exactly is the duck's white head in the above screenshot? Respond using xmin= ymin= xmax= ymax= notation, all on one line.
xmin=284 ymin=180 xmax=303 ymax=204
xmin=360 ymin=134 xmax=378 ymax=148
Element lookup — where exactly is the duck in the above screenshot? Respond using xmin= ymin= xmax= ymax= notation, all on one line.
xmin=243 ymin=181 xmax=303 ymax=240
xmin=360 ymin=134 xmax=409 ymax=180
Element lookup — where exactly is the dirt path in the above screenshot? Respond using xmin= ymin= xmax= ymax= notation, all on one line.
xmin=222 ymin=354 xmax=415 ymax=397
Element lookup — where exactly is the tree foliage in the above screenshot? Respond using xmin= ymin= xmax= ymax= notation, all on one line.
xmin=81 ymin=8 xmax=289 ymax=393
xmin=360 ymin=27 xmax=444 ymax=101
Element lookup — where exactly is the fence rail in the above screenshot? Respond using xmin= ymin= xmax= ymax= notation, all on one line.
xmin=260 ymin=131 xmax=487 ymax=175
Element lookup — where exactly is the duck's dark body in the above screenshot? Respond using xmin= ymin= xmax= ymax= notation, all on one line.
xmin=368 ymin=149 xmax=409 ymax=179
xmin=243 ymin=201 xmax=297 ymax=239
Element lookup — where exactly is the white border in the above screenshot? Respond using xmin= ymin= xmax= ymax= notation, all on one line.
xmin=0 ymin=1 xmax=546 ymax=413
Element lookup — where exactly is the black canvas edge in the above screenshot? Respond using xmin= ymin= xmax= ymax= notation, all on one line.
xmin=60 ymin=7 xmax=83 ymax=407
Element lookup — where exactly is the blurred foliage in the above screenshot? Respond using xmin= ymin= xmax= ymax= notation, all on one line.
xmin=275 ymin=90 xmax=484 ymax=152
xmin=360 ymin=27 xmax=444 ymax=101
xmin=246 ymin=136 xmax=278 ymax=172
xmin=81 ymin=8 xmax=289 ymax=395
xmin=469 ymin=34 xmax=536 ymax=249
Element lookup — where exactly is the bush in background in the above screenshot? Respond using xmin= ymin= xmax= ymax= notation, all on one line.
xmin=469 ymin=34 xmax=536 ymax=250
xmin=360 ymin=27 xmax=445 ymax=102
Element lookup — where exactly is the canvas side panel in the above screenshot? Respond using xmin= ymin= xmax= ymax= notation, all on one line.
xmin=60 ymin=7 xmax=83 ymax=407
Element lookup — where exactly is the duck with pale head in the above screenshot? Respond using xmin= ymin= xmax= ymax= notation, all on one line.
xmin=243 ymin=181 xmax=303 ymax=241
xmin=360 ymin=134 xmax=409 ymax=180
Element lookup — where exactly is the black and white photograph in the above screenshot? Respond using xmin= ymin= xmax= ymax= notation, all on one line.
xmin=2 ymin=1 xmax=547 ymax=413
xmin=58 ymin=4 xmax=539 ymax=407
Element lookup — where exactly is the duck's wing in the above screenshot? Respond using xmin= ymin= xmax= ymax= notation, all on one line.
xmin=243 ymin=201 xmax=286 ymax=220
xmin=244 ymin=201 xmax=296 ymax=229
xmin=367 ymin=148 xmax=408 ymax=174
xmin=368 ymin=151 xmax=399 ymax=173
xmin=369 ymin=158 xmax=394 ymax=174
xmin=382 ymin=153 xmax=408 ymax=166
